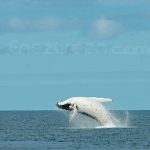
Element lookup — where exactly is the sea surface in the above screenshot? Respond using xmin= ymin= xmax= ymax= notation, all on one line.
xmin=0 ymin=110 xmax=149 ymax=150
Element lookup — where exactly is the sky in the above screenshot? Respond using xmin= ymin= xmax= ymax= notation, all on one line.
xmin=0 ymin=0 xmax=150 ymax=110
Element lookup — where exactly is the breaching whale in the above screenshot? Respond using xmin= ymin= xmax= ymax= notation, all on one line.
xmin=56 ymin=97 xmax=117 ymax=126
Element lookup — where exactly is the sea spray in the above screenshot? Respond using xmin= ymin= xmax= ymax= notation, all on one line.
xmin=108 ymin=110 xmax=130 ymax=128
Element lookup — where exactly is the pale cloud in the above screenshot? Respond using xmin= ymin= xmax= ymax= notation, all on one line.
xmin=7 ymin=16 xmax=62 ymax=32
xmin=0 ymin=0 xmax=50 ymax=7
xmin=34 ymin=17 xmax=61 ymax=31
xmin=92 ymin=18 xmax=123 ymax=39
xmin=8 ymin=17 xmax=28 ymax=31
xmin=97 ymin=0 xmax=150 ymax=5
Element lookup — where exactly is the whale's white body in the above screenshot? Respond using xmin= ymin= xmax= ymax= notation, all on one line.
xmin=56 ymin=97 xmax=116 ymax=126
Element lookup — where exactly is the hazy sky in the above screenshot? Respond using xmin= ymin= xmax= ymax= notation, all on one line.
xmin=0 ymin=0 xmax=150 ymax=110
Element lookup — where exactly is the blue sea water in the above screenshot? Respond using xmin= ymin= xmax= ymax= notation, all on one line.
xmin=0 ymin=110 xmax=149 ymax=150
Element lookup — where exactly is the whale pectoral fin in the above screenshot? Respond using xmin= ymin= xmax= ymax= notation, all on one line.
xmin=88 ymin=97 xmax=112 ymax=103
xmin=69 ymin=104 xmax=78 ymax=123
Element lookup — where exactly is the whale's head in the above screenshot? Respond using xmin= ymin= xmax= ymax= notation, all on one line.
xmin=56 ymin=100 xmax=73 ymax=111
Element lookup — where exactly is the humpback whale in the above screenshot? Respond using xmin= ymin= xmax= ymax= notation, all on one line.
xmin=56 ymin=97 xmax=116 ymax=126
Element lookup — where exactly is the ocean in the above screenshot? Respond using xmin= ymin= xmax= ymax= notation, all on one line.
xmin=0 ymin=110 xmax=149 ymax=150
